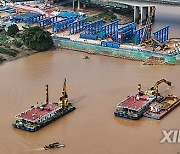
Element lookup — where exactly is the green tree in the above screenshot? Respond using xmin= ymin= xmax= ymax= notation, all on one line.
xmin=21 ymin=26 xmax=53 ymax=51
xmin=7 ymin=24 xmax=19 ymax=36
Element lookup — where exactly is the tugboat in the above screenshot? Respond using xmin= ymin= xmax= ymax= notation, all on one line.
xmin=12 ymin=78 xmax=76 ymax=132
xmin=44 ymin=142 xmax=65 ymax=150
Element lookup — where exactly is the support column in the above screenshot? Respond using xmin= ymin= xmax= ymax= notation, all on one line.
xmin=78 ymin=0 xmax=80 ymax=10
xmin=140 ymin=6 xmax=148 ymax=25
xmin=87 ymin=0 xmax=91 ymax=6
xmin=134 ymin=6 xmax=140 ymax=23
xmin=83 ymin=0 xmax=86 ymax=7
xmin=73 ymin=0 xmax=75 ymax=11
xmin=150 ymin=6 xmax=156 ymax=21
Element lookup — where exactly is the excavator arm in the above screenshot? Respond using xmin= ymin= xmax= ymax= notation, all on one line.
xmin=146 ymin=78 xmax=171 ymax=96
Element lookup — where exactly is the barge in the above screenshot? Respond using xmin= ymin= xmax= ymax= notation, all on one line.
xmin=114 ymin=84 xmax=156 ymax=120
xmin=143 ymin=94 xmax=180 ymax=120
xmin=12 ymin=79 xmax=76 ymax=132
xmin=114 ymin=79 xmax=178 ymax=120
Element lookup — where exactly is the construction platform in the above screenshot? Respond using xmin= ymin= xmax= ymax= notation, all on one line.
xmin=143 ymin=95 xmax=180 ymax=120
xmin=114 ymin=92 xmax=155 ymax=120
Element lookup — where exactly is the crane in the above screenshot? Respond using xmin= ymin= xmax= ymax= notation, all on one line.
xmin=58 ymin=78 xmax=69 ymax=107
xmin=146 ymin=78 xmax=171 ymax=96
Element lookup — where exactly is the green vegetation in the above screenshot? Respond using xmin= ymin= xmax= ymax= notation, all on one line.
xmin=88 ymin=11 xmax=117 ymax=23
xmin=21 ymin=26 xmax=53 ymax=51
xmin=7 ymin=24 xmax=19 ymax=36
xmin=13 ymin=39 xmax=23 ymax=48
xmin=0 ymin=33 xmax=8 ymax=45
xmin=0 ymin=47 xmax=19 ymax=57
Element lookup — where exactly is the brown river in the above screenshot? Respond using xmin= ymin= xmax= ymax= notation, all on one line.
xmin=0 ymin=5 xmax=180 ymax=154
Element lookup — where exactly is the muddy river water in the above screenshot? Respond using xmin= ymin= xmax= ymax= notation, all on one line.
xmin=0 ymin=5 xmax=180 ymax=154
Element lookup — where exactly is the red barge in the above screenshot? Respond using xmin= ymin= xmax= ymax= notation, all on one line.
xmin=115 ymin=79 xmax=179 ymax=120
xmin=12 ymin=79 xmax=76 ymax=132
xmin=114 ymin=84 xmax=155 ymax=120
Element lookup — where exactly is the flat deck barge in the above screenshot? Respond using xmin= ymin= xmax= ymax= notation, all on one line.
xmin=143 ymin=95 xmax=180 ymax=120
xmin=12 ymin=79 xmax=75 ymax=132
xmin=114 ymin=91 xmax=155 ymax=120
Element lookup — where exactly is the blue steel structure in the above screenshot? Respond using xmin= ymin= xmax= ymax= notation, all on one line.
xmin=25 ymin=14 xmax=44 ymax=25
xmin=101 ymin=41 xmax=119 ymax=48
xmin=153 ymin=25 xmax=169 ymax=44
xmin=39 ymin=16 xmax=58 ymax=27
xmin=118 ymin=22 xmax=136 ymax=43
xmin=69 ymin=17 xmax=88 ymax=35
xmin=134 ymin=24 xmax=152 ymax=45
xmin=52 ymin=17 xmax=75 ymax=33
xmin=100 ymin=20 xmax=119 ymax=42
xmin=83 ymin=19 xmax=103 ymax=35
xmin=11 ymin=13 xmax=44 ymax=24
xmin=80 ymin=33 xmax=98 ymax=40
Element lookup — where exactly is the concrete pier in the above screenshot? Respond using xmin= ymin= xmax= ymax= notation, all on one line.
xmin=134 ymin=6 xmax=140 ymax=22
xmin=134 ymin=5 xmax=155 ymax=25
xmin=72 ymin=0 xmax=75 ymax=11
xmin=78 ymin=0 xmax=80 ymax=9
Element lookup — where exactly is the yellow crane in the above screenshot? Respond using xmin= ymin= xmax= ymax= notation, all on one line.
xmin=58 ymin=78 xmax=69 ymax=107
xmin=146 ymin=78 xmax=171 ymax=96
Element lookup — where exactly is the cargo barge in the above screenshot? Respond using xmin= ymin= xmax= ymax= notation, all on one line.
xmin=12 ymin=79 xmax=76 ymax=132
xmin=143 ymin=94 xmax=180 ymax=120
xmin=114 ymin=79 xmax=178 ymax=120
xmin=114 ymin=84 xmax=156 ymax=120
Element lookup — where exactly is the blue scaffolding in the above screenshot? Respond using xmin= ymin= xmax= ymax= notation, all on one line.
xmin=11 ymin=13 xmax=44 ymax=24
xmin=100 ymin=20 xmax=119 ymax=42
xmin=134 ymin=24 xmax=152 ymax=45
xmin=83 ymin=19 xmax=103 ymax=35
xmin=80 ymin=33 xmax=98 ymax=40
xmin=69 ymin=17 xmax=88 ymax=35
xmin=118 ymin=22 xmax=136 ymax=43
xmin=52 ymin=17 xmax=75 ymax=33
xmin=24 ymin=14 xmax=44 ymax=25
xmin=153 ymin=25 xmax=169 ymax=44
xmin=39 ymin=16 xmax=58 ymax=27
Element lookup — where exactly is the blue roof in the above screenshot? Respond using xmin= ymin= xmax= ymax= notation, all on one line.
xmin=58 ymin=12 xmax=78 ymax=18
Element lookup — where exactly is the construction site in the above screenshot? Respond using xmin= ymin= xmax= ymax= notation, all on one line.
xmin=0 ymin=0 xmax=180 ymax=64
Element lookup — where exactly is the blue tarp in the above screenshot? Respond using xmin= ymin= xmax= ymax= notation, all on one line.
xmin=58 ymin=12 xmax=78 ymax=18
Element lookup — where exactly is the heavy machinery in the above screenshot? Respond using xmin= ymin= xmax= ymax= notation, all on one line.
xmin=140 ymin=7 xmax=168 ymax=50
xmin=144 ymin=38 xmax=168 ymax=51
xmin=146 ymin=78 xmax=171 ymax=96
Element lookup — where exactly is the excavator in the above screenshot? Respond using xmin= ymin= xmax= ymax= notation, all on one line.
xmin=144 ymin=37 xmax=168 ymax=51
xmin=146 ymin=78 xmax=171 ymax=96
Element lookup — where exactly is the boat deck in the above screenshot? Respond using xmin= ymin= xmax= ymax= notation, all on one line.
xmin=117 ymin=94 xmax=149 ymax=111
xmin=17 ymin=103 xmax=60 ymax=122
xmin=143 ymin=96 xmax=180 ymax=119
